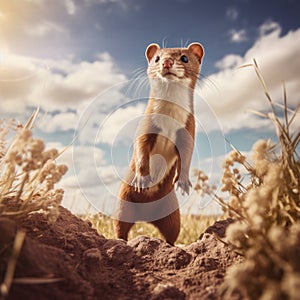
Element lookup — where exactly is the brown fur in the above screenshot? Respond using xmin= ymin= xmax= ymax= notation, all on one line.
xmin=114 ymin=42 xmax=204 ymax=245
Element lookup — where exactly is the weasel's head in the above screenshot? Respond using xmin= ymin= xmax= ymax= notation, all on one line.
xmin=145 ymin=42 xmax=204 ymax=88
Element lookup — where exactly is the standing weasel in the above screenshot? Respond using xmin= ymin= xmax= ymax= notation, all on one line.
xmin=114 ymin=42 xmax=204 ymax=245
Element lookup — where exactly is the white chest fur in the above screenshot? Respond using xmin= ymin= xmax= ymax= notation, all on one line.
xmin=150 ymin=79 xmax=193 ymax=144
xmin=150 ymin=79 xmax=193 ymax=112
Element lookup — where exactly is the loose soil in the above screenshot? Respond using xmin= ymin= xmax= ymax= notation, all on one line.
xmin=0 ymin=207 xmax=241 ymax=300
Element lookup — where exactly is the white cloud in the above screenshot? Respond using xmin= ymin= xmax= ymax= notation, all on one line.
xmin=44 ymin=142 xmax=105 ymax=171
xmin=25 ymin=21 xmax=67 ymax=37
xmin=56 ymin=142 xmax=122 ymax=214
xmin=228 ymin=29 xmax=248 ymax=43
xmin=95 ymin=103 xmax=146 ymax=146
xmin=0 ymin=52 xmax=127 ymax=135
xmin=226 ymin=7 xmax=239 ymax=21
xmin=0 ymin=0 xmax=69 ymax=41
xmin=65 ymin=0 xmax=77 ymax=15
xmin=97 ymin=165 xmax=121 ymax=184
xmin=215 ymin=54 xmax=243 ymax=70
xmin=46 ymin=141 xmax=109 ymax=206
xmin=200 ymin=22 xmax=300 ymax=134
xmin=259 ymin=20 xmax=281 ymax=36
xmin=39 ymin=112 xmax=78 ymax=133
xmin=84 ymin=0 xmax=128 ymax=9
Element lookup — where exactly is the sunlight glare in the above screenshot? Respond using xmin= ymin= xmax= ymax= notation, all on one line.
xmin=0 ymin=46 xmax=9 ymax=66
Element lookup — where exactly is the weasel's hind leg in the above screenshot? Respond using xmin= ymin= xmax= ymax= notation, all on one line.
xmin=114 ymin=219 xmax=134 ymax=241
xmin=152 ymin=208 xmax=180 ymax=246
xmin=114 ymin=191 xmax=135 ymax=241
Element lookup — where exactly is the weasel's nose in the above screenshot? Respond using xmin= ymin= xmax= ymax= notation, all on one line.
xmin=162 ymin=58 xmax=174 ymax=69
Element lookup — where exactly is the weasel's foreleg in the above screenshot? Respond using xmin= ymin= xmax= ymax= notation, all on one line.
xmin=174 ymin=125 xmax=194 ymax=195
xmin=131 ymin=135 xmax=152 ymax=192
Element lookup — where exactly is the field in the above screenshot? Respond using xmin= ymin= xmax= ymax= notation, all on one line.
xmin=0 ymin=64 xmax=299 ymax=299
xmin=84 ymin=213 xmax=221 ymax=245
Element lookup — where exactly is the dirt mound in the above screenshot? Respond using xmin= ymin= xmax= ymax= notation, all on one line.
xmin=0 ymin=207 xmax=240 ymax=300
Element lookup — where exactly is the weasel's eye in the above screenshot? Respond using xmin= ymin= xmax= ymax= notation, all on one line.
xmin=155 ymin=56 xmax=160 ymax=63
xmin=180 ymin=55 xmax=189 ymax=63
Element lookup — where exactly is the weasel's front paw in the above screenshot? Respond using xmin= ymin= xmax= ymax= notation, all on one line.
xmin=175 ymin=176 xmax=192 ymax=195
xmin=131 ymin=174 xmax=153 ymax=192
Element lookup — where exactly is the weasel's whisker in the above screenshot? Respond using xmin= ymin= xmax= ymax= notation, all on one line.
xmin=184 ymin=39 xmax=190 ymax=48
xmin=198 ymin=74 xmax=220 ymax=92
xmin=126 ymin=67 xmax=149 ymax=98
xmin=162 ymin=37 xmax=168 ymax=49
xmin=131 ymin=67 xmax=146 ymax=78
xmin=135 ymin=77 xmax=149 ymax=99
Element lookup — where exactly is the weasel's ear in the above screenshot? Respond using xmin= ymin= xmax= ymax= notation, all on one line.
xmin=145 ymin=43 xmax=160 ymax=63
xmin=188 ymin=43 xmax=204 ymax=63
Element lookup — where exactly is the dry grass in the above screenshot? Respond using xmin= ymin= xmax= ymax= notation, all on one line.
xmin=0 ymin=110 xmax=68 ymax=223
xmin=83 ymin=213 xmax=220 ymax=245
xmin=0 ymin=110 xmax=68 ymax=298
xmin=195 ymin=60 xmax=300 ymax=300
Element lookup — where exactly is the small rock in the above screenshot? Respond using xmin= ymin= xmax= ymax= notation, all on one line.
xmin=184 ymin=240 xmax=207 ymax=256
xmin=163 ymin=247 xmax=192 ymax=269
xmin=194 ymin=257 xmax=218 ymax=271
xmin=82 ymin=248 xmax=103 ymax=272
xmin=151 ymin=282 xmax=186 ymax=300
xmin=83 ymin=248 xmax=102 ymax=260
xmin=105 ymin=239 xmax=134 ymax=265
xmin=128 ymin=236 xmax=164 ymax=256
xmin=200 ymin=218 xmax=234 ymax=239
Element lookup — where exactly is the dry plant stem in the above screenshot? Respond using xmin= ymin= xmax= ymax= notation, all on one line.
xmin=211 ymin=192 xmax=244 ymax=220
xmin=0 ymin=231 xmax=26 ymax=299
xmin=24 ymin=107 xmax=40 ymax=130
xmin=253 ymin=59 xmax=273 ymax=106
xmin=15 ymin=173 xmax=29 ymax=202
xmin=13 ymin=278 xmax=64 ymax=285
xmin=283 ymin=81 xmax=288 ymax=134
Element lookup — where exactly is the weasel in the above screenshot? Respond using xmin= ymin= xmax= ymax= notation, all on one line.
xmin=114 ymin=42 xmax=204 ymax=245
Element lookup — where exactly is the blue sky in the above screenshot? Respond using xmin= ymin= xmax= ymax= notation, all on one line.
xmin=0 ymin=0 xmax=299 ymax=214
